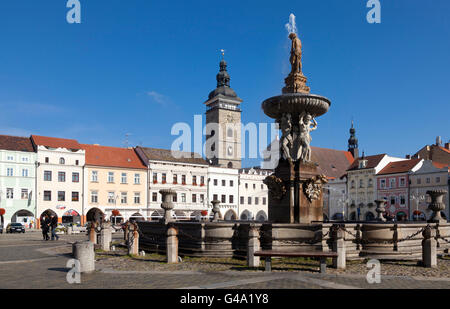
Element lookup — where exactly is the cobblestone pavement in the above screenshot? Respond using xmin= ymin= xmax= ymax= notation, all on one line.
xmin=0 ymin=232 xmax=449 ymax=289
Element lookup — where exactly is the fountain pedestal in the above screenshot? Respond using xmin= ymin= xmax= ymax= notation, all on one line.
xmin=267 ymin=159 xmax=325 ymax=224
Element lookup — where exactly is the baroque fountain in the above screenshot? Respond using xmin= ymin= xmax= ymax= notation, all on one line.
xmin=137 ymin=16 xmax=450 ymax=260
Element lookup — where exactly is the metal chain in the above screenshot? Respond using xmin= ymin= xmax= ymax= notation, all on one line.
xmin=397 ymin=227 xmax=426 ymax=243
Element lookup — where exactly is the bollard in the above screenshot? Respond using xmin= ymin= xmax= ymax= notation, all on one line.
xmin=167 ymin=226 xmax=179 ymax=264
xmin=72 ymin=241 xmax=95 ymax=273
xmin=332 ymin=225 xmax=346 ymax=270
xmin=247 ymin=226 xmax=260 ymax=268
xmin=88 ymin=225 xmax=97 ymax=245
xmin=128 ymin=229 xmax=139 ymax=256
xmin=100 ymin=227 xmax=112 ymax=251
xmin=422 ymin=225 xmax=437 ymax=268
xmin=124 ymin=222 xmax=129 ymax=242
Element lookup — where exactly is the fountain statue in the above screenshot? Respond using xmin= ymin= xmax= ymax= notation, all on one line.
xmin=263 ymin=16 xmax=331 ymax=224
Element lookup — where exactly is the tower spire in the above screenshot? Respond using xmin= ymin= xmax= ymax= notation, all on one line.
xmin=348 ymin=120 xmax=359 ymax=159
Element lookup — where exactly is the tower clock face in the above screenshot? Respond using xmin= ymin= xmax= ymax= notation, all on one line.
xmin=227 ymin=146 xmax=233 ymax=156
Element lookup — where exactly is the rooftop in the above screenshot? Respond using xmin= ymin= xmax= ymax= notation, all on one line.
xmin=82 ymin=144 xmax=147 ymax=169
xmin=137 ymin=147 xmax=209 ymax=166
xmin=0 ymin=135 xmax=34 ymax=152
xmin=347 ymin=154 xmax=386 ymax=171
xmin=31 ymin=135 xmax=82 ymax=150
xmin=378 ymin=159 xmax=422 ymax=175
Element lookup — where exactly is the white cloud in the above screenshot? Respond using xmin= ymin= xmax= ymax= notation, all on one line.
xmin=146 ymin=91 xmax=168 ymax=106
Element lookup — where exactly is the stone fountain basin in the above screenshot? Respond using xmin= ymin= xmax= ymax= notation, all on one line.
xmin=262 ymin=92 xmax=331 ymax=119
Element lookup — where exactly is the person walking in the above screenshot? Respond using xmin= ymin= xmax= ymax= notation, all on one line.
xmin=50 ymin=215 xmax=59 ymax=241
xmin=41 ymin=215 xmax=50 ymax=241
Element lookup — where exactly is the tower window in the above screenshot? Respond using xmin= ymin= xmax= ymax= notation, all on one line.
xmin=227 ymin=128 xmax=233 ymax=137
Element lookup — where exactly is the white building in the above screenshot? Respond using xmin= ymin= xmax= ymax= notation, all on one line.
xmin=238 ymin=167 xmax=271 ymax=222
xmin=31 ymin=135 xmax=85 ymax=226
xmin=207 ymin=166 xmax=239 ymax=220
xmin=135 ymin=147 xmax=209 ymax=220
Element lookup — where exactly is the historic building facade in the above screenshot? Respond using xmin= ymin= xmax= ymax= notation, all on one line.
xmin=413 ymin=137 xmax=450 ymax=165
xmin=238 ymin=167 xmax=271 ymax=222
xmin=208 ymin=166 xmax=239 ymax=220
xmin=347 ymin=154 xmax=404 ymax=221
xmin=82 ymin=144 xmax=148 ymax=224
xmin=0 ymin=135 xmax=36 ymax=228
xmin=135 ymin=147 xmax=209 ymax=220
xmin=409 ymin=160 xmax=449 ymax=221
xmin=376 ymin=159 xmax=423 ymax=221
xmin=31 ymin=136 xmax=85 ymax=226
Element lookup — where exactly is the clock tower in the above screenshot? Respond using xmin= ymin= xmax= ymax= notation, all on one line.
xmin=204 ymin=55 xmax=242 ymax=169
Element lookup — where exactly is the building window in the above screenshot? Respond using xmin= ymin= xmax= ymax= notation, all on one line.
xmin=121 ymin=192 xmax=127 ymax=204
xmin=253 ymin=184 xmax=256 ymax=190
xmin=192 ymin=194 xmax=197 ymax=203
xmin=248 ymin=197 xmax=252 ymax=205
xmin=173 ymin=174 xmax=178 ymax=184
xmin=222 ymin=180 xmax=226 ymax=187
xmin=261 ymin=184 xmax=264 ymax=189
xmin=108 ymin=192 xmax=115 ymax=204
xmin=230 ymin=180 xmax=234 ymax=187
xmin=134 ymin=192 xmax=141 ymax=204
xmin=436 ymin=177 xmax=441 ymax=183
xmin=417 ymin=178 xmax=421 ymax=185
xmin=58 ymin=191 xmax=65 ymax=202
xmin=229 ymin=195 xmax=234 ymax=204
xmin=152 ymin=192 xmax=158 ymax=202
xmin=245 ymin=183 xmax=248 ymax=189
xmin=192 ymin=176 xmax=197 ymax=185
xmin=351 ymin=180 xmax=355 ymax=189
xmin=200 ymin=194 xmax=205 ymax=203
xmin=162 ymin=173 xmax=167 ymax=184
xmin=44 ymin=171 xmax=52 ymax=181
xmin=7 ymin=168 xmax=13 ymax=177
xmin=240 ymin=196 xmax=245 ymax=205
xmin=72 ymin=172 xmax=80 ymax=183
xmin=390 ymin=196 xmax=396 ymax=205
xmin=263 ymin=197 xmax=267 ymax=205
xmin=108 ymin=172 xmax=114 ymax=183
xmin=181 ymin=193 xmax=186 ymax=203
xmin=72 ymin=192 xmax=79 ymax=202
xmin=426 ymin=178 xmax=431 ymax=184
xmin=213 ymin=194 xmax=218 ymax=201
xmin=21 ymin=189 xmax=29 ymax=200
xmin=44 ymin=191 xmax=51 ymax=201
xmin=92 ymin=171 xmax=98 ymax=182
xmin=214 ymin=179 xmax=218 ymax=186
xmin=182 ymin=175 xmax=186 ymax=185
xmin=134 ymin=174 xmax=140 ymax=184
xmin=389 ymin=179 xmax=396 ymax=188
xmin=22 ymin=169 xmax=29 ymax=177
xmin=6 ymin=188 xmax=13 ymax=199
xmin=173 ymin=194 xmax=177 ymax=203
xmin=7 ymin=156 xmax=13 ymax=161
xmin=75 ymin=160 xmax=79 ymax=166
xmin=359 ymin=179 xmax=364 ymax=188
xmin=153 ymin=173 xmax=158 ymax=183
xmin=200 ymin=176 xmax=205 ymax=186
xmin=400 ymin=195 xmax=406 ymax=205
xmin=368 ymin=179 xmax=373 ymax=187
xmin=91 ymin=191 xmax=98 ymax=204
xmin=121 ymin=173 xmax=127 ymax=184
xmin=59 ymin=158 xmax=65 ymax=165
xmin=400 ymin=178 xmax=406 ymax=187
xmin=45 ymin=157 xmax=49 ymax=163
xmin=58 ymin=172 xmax=66 ymax=182
xmin=221 ymin=195 xmax=226 ymax=203
xmin=380 ymin=179 xmax=386 ymax=189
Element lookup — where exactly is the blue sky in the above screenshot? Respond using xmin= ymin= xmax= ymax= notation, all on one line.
xmin=0 ymin=0 xmax=449 ymax=167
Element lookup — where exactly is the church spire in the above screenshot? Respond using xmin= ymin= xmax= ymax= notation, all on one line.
xmin=216 ymin=52 xmax=231 ymax=88
xmin=348 ymin=120 xmax=359 ymax=159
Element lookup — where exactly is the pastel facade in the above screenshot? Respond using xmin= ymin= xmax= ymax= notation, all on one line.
xmin=82 ymin=144 xmax=148 ymax=223
xmin=32 ymin=136 xmax=85 ymax=225
xmin=0 ymin=135 xmax=36 ymax=228
xmin=135 ymin=147 xmax=209 ymax=220
xmin=238 ymin=167 xmax=270 ymax=221
xmin=376 ymin=159 xmax=423 ymax=221
xmin=409 ymin=160 xmax=449 ymax=221
xmin=207 ymin=166 xmax=239 ymax=219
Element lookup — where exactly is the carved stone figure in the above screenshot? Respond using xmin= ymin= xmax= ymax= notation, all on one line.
xmin=304 ymin=175 xmax=328 ymax=202
xmin=289 ymin=33 xmax=302 ymax=75
xmin=279 ymin=113 xmax=293 ymax=161
xmin=264 ymin=175 xmax=287 ymax=201
xmin=298 ymin=112 xmax=317 ymax=162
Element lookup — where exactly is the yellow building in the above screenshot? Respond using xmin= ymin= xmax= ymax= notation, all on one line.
xmin=82 ymin=144 xmax=147 ymax=223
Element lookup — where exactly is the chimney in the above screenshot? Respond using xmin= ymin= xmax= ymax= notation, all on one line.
xmin=405 ymin=155 xmax=411 ymax=159
xmin=445 ymin=143 xmax=450 ymax=150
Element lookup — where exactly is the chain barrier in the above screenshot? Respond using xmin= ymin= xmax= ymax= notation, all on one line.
xmin=258 ymin=230 xmax=330 ymax=245
xmin=338 ymin=226 xmax=427 ymax=245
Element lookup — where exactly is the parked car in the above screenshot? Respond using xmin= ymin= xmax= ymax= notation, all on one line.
xmin=6 ymin=223 xmax=25 ymax=233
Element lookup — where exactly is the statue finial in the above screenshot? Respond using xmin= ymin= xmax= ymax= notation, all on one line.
xmin=220 ymin=49 xmax=225 ymax=60
xmin=282 ymin=29 xmax=310 ymax=94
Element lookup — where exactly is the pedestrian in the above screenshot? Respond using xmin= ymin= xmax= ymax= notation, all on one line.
xmin=50 ymin=215 xmax=59 ymax=241
xmin=41 ymin=215 xmax=50 ymax=241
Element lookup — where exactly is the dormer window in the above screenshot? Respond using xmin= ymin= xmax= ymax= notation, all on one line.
xmin=359 ymin=160 xmax=367 ymax=169
xmin=59 ymin=158 xmax=65 ymax=165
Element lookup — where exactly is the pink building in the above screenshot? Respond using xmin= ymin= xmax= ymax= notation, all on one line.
xmin=376 ymin=159 xmax=423 ymax=221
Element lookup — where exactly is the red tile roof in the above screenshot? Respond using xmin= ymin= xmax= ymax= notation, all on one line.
xmin=347 ymin=154 xmax=386 ymax=171
xmin=432 ymin=162 xmax=449 ymax=170
xmin=31 ymin=135 xmax=82 ymax=150
xmin=311 ymin=147 xmax=354 ymax=179
xmin=439 ymin=146 xmax=450 ymax=154
xmin=378 ymin=159 xmax=422 ymax=175
xmin=82 ymin=144 xmax=147 ymax=169
xmin=136 ymin=147 xmax=208 ymax=165
xmin=0 ymin=135 xmax=35 ymax=152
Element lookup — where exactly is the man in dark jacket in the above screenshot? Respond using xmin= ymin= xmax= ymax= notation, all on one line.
xmin=50 ymin=215 xmax=59 ymax=241
xmin=41 ymin=215 xmax=50 ymax=241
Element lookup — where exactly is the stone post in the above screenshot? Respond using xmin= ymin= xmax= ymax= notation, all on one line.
xmin=124 ymin=222 xmax=129 ymax=242
xmin=128 ymin=224 xmax=139 ymax=256
xmin=211 ymin=200 xmax=221 ymax=222
xmin=247 ymin=225 xmax=260 ymax=268
xmin=88 ymin=223 xmax=97 ymax=245
xmin=332 ymin=225 xmax=346 ymax=270
xmin=422 ymin=225 xmax=437 ymax=268
xmin=427 ymin=190 xmax=448 ymax=224
xmin=99 ymin=222 xmax=112 ymax=251
xmin=72 ymin=241 xmax=95 ymax=273
xmin=375 ymin=200 xmax=387 ymax=222
xmin=167 ymin=226 xmax=179 ymax=264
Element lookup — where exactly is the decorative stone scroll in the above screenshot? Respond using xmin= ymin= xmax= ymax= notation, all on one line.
xmin=304 ymin=175 xmax=328 ymax=202
xmin=264 ymin=175 xmax=287 ymax=201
